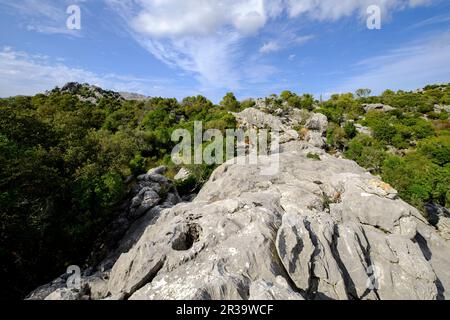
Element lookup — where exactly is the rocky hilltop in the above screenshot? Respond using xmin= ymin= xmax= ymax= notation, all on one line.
xmin=47 ymin=82 xmax=148 ymax=103
xmin=28 ymin=105 xmax=450 ymax=300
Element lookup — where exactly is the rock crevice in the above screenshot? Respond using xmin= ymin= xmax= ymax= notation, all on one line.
xmin=30 ymin=108 xmax=450 ymax=300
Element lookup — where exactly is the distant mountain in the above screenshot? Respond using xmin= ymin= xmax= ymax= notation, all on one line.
xmin=48 ymin=82 xmax=149 ymax=103
xmin=118 ymin=92 xmax=149 ymax=101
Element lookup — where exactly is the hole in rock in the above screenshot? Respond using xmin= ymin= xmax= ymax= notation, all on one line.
xmin=171 ymin=223 xmax=202 ymax=251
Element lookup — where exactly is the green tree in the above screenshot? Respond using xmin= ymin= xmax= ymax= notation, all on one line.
xmin=417 ymin=136 xmax=450 ymax=166
xmin=301 ymin=94 xmax=315 ymax=111
xmin=220 ymin=92 xmax=241 ymax=112
xmin=280 ymin=90 xmax=294 ymax=101
xmin=355 ymin=88 xmax=372 ymax=99
xmin=345 ymin=135 xmax=386 ymax=171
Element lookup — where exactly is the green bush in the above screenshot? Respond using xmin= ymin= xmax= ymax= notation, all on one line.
xmin=382 ymin=153 xmax=449 ymax=210
xmin=307 ymin=152 xmax=321 ymax=161
xmin=417 ymin=136 xmax=450 ymax=166
xmin=326 ymin=124 xmax=347 ymax=150
xmin=220 ymin=93 xmax=241 ymax=112
xmin=343 ymin=122 xmax=357 ymax=139
xmin=130 ymin=154 xmax=146 ymax=176
xmin=345 ymin=135 xmax=386 ymax=171
xmin=2 ymin=83 xmax=450 ymax=299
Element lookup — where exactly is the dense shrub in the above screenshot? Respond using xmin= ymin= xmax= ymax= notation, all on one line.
xmin=329 ymin=83 xmax=450 ymax=214
xmin=0 ymin=89 xmax=237 ymax=299
xmin=1 ymin=82 xmax=449 ymax=299
xmin=345 ymin=134 xmax=387 ymax=171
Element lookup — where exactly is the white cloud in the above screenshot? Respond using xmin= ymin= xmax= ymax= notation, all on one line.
xmin=0 ymin=47 xmax=186 ymax=98
xmin=329 ymin=30 xmax=450 ymax=95
xmin=260 ymin=34 xmax=314 ymax=53
xmin=0 ymin=0 xmax=62 ymax=20
xmin=105 ymin=0 xmax=436 ymax=94
xmin=286 ymin=0 xmax=434 ymax=21
xmin=1 ymin=0 xmax=439 ymax=98
xmin=294 ymin=35 xmax=315 ymax=44
xmin=108 ymin=0 xmax=435 ymax=37
xmin=122 ymin=0 xmax=273 ymax=38
xmin=260 ymin=41 xmax=282 ymax=53
xmin=106 ymin=0 xmax=275 ymax=96
xmin=0 ymin=0 xmax=85 ymax=36
xmin=407 ymin=13 xmax=450 ymax=30
xmin=137 ymin=31 xmax=243 ymax=93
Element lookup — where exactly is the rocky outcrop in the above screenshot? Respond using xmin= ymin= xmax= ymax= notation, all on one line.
xmin=425 ymin=204 xmax=450 ymax=241
xmin=101 ymin=141 xmax=449 ymax=300
xmin=232 ymin=108 xmax=297 ymax=144
xmin=174 ymin=168 xmax=192 ymax=182
xmin=29 ymin=106 xmax=450 ymax=301
xmin=304 ymin=113 xmax=328 ymax=148
xmin=27 ymin=169 xmax=182 ymax=300
xmin=354 ymin=123 xmax=372 ymax=136
xmin=119 ymin=92 xmax=149 ymax=101
xmin=47 ymin=82 xmax=150 ymax=104
xmin=362 ymin=103 xmax=396 ymax=113
xmin=232 ymin=107 xmax=328 ymax=146
xmin=434 ymin=105 xmax=450 ymax=113
xmin=47 ymin=82 xmax=123 ymax=105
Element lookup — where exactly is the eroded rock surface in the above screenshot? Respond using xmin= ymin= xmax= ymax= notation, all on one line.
xmin=362 ymin=103 xmax=396 ymax=113
xmin=105 ymin=142 xmax=449 ymax=300
xmin=29 ymin=106 xmax=450 ymax=301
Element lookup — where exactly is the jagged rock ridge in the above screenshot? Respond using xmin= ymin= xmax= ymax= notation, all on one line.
xmin=29 ymin=106 xmax=450 ymax=300
xmin=47 ymin=82 xmax=148 ymax=104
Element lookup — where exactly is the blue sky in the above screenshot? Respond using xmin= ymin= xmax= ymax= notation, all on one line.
xmin=1 ymin=0 xmax=450 ymax=102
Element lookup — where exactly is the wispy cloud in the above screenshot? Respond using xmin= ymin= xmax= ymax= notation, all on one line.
xmin=407 ymin=13 xmax=450 ymax=30
xmin=329 ymin=30 xmax=450 ymax=95
xmin=0 ymin=47 xmax=188 ymax=98
xmin=105 ymin=0 xmax=282 ymax=98
xmin=138 ymin=31 xmax=243 ymax=92
xmin=0 ymin=0 xmax=443 ymax=100
xmin=260 ymin=34 xmax=314 ymax=54
xmin=0 ymin=0 xmax=84 ymax=36
xmin=104 ymin=0 xmax=436 ymax=95
xmin=286 ymin=0 xmax=435 ymax=21
xmin=260 ymin=41 xmax=281 ymax=53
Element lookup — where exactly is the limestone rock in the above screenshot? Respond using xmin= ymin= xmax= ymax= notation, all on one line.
xmin=362 ymin=103 xmax=395 ymax=113
xmin=233 ymin=107 xmax=288 ymax=132
xmin=249 ymin=278 xmax=305 ymax=300
xmin=276 ymin=212 xmax=315 ymax=291
xmin=305 ymin=113 xmax=328 ymax=134
xmin=84 ymin=273 xmax=110 ymax=300
xmin=30 ymin=107 xmax=449 ymax=301
xmin=437 ymin=218 xmax=450 ymax=241
xmin=103 ymin=142 xmax=449 ymax=300
xmin=174 ymin=168 xmax=192 ymax=182
xmin=434 ymin=104 xmax=450 ymax=113
xmin=26 ymin=276 xmax=67 ymax=300
xmin=354 ymin=123 xmax=372 ymax=136
xmin=147 ymin=166 xmax=167 ymax=175
xmin=45 ymin=288 xmax=84 ymax=301
xmin=305 ymin=131 xmax=326 ymax=148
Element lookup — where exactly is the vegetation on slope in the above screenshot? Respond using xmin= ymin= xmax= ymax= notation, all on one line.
xmin=0 ymin=85 xmax=239 ymax=299
xmin=315 ymin=85 xmax=450 ymax=211
xmin=1 ymin=82 xmax=449 ymax=299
